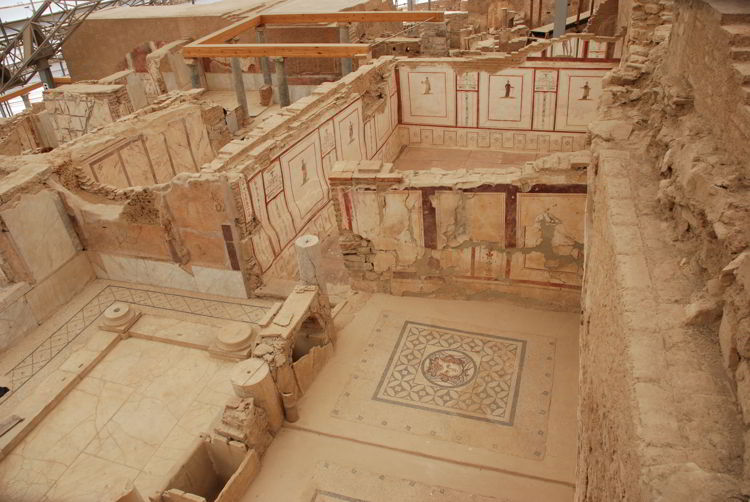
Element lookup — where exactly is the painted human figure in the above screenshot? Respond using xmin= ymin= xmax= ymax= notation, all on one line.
xmin=347 ymin=122 xmax=355 ymax=144
xmin=580 ymin=81 xmax=591 ymax=100
xmin=300 ymin=159 xmax=308 ymax=185
xmin=503 ymin=79 xmax=514 ymax=98
xmin=421 ymin=76 xmax=432 ymax=95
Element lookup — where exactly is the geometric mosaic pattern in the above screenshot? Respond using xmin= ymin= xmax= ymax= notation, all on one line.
xmin=373 ymin=322 xmax=526 ymax=426
xmin=3 ymin=285 xmax=272 ymax=399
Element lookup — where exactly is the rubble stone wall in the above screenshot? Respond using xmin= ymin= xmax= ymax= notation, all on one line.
xmin=579 ymin=0 xmax=750 ymax=499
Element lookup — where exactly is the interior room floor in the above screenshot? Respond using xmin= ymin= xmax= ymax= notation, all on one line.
xmin=0 ymin=280 xmax=276 ymax=502
xmin=242 ymin=293 xmax=579 ymax=501
xmin=0 ymin=281 xmax=578 ymax=501
xmin=392 ymin=146 xmax=542 ymax=172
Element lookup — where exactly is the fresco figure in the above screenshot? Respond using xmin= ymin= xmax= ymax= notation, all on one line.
xmin=421 ymin=76 xmax=432 ymax=95
xmin=503 ymin=79 xmax=514 ymax=98
xmin=300 ymin=159 xmax=308 ymax=185
xmin=348 ymin=121 xmax=355 ymax=144
xmin=580 ymin=81 xmax=591 ymax=100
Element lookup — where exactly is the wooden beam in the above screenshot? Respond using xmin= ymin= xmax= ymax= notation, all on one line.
xmin=53 ymin=76 xmax=72 ymax=85
xmin=193 ymin=15 xmax=263 ymax=45
xmin=0 ymin=82 xmax=43 ymax=103
xmin=259 ymin=11 xmax=445 ymax=25
xmin=183 ymin=11 xmax=445 ymax=53
xmin=183 ymin=43 xmax=372 ymax=59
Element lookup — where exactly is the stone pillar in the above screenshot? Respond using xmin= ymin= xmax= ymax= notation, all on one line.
xmin=274 ymin=57 xmax=290 ymax=108
xmin=230 ymin=57 xmax=248 ymax=120
xmin=186 ymin=58 xmax=205 ymax=89
xmin=21 ymin=93 xmax=31 ymax=110
xmin=37 ymin=60 xmax=55 ymax=89
xmin=553 ymin=0 xmax=568 ymax=37
xmin=231 ymin=358 xmax=284 ymax=433
xmin=295 ymin=234 xmax=326 ymax=295
xmin=256 ymin=27 xmax=273 ymax=86
xmin=529 ymin=0 xmax=534 ymax=28
xmin=339 ymin=24 xmax=353 ymax=76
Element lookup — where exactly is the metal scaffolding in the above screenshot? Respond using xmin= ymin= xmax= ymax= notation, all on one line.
xmin=0 ymin=0 xmax=175 ymax=95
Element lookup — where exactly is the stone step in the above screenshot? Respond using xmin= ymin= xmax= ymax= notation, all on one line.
xmin=734 ymin=62 xmax=750 ymax=84
xmin=723 ymin=24 xmax=750 ymax=45
xmin=731 ymin=47 xmax=750 ymax=61
xmin=721 ymin=14 xmax=750 ymax=25
xmin=714 ymin=0 xmax=750 ymax=24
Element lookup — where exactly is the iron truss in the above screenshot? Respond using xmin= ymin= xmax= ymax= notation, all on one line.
xmin=0 ymin=0 xmax=176 ymax=94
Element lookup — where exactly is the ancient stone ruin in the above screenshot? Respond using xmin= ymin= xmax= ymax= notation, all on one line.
xmin=0 ymin=0 xmax=747 ymax=500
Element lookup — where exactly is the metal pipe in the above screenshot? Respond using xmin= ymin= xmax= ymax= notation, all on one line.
xmin=553 ymin=0 xmax=567 ymax=38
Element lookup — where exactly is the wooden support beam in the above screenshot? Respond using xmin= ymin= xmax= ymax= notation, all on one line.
xmin=183 ymin=43 xmax=372 ymax=59
xmin=0 ymin=82 xmax=43 ymax=103
xmin=258 ymin=11 xmax=445 ymax=25
xmin=184 ymin=11 xmax=442 ymax=59
xmin=194 ymin=15 xmax=263 ymax=45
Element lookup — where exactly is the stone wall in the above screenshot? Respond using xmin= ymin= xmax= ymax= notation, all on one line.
xmin=0 ymin=156 xmax=94 ymax=351
xmin=578 ymin=0 xmax=750 ymax=499
xmin=0 ymin=113 xmax=46 ymax=156
xmin=329 ymin=156 xmax=588 ymax=309
xmin=67 ymin=100 xmax=227 ymax=188
xmin=44 ymin=83 xmax=134 ymax=143
xmin=210 ymin=57 xmax=402 ymax=283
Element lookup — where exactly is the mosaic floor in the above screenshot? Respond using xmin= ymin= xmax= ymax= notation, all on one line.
xmin=333 ymin=311 xmax=556 ymax=459
xmin=1 ymin=284 xmax=272 ymax=403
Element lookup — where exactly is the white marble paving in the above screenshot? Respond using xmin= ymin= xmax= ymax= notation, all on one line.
xmin=0 ymin=337 xmax=233 ymax=501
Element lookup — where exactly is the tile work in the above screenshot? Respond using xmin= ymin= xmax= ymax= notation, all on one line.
xmin=399 ymin=125 xmax=587 ymax=153
xmin=0 ymin=338 xmax=235 ymax=502
xmin=333 ymin=311 xmax=556 ymax=460
xmin=2 ymin=285 xmax=272 ymax=402
xmin=373 ymin=321 xmax=526 ymax=426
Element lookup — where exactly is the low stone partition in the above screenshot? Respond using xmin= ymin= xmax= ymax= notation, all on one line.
xmin=0 ymin=155 xmax=94 ymax=351
xmin=328 ymin=157 xmax=588 ymax=309
xmin=44 ymin=83 xmax=134 ymax=143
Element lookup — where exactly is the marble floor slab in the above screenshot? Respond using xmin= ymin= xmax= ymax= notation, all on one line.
xmin=1 ymin=283 xmax=273 ymax=406
xmin=0 ymin=333 xmax=235 ymax=502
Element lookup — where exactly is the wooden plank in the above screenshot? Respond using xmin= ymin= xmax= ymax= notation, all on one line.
xmin=183 ymin=43 xmax=372 ymax=59
xmin=0 ymin=82 xmax=43 ymax=103
xmin=53 ymin=76 xmax=73 ymax=85
xmin=259 ymin=11 xmax=445 ymax=24
xmin=194 ymin=15 xmax=263 ymax=45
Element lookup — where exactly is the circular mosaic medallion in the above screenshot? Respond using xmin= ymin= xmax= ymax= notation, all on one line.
xmin=421 ymin=349 xmax=477 ymax=388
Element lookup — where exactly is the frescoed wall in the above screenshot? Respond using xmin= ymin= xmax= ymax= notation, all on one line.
xmin=398 ymin=61 xmax=613 ymax=135
xmin=240 ymin=66 xmax=401 ymax=279
xmin=329 ymin=162 xmax=588 ymax=309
